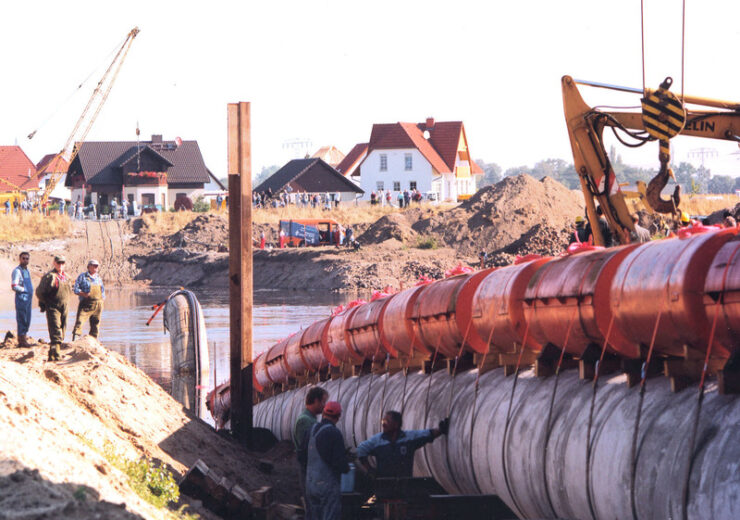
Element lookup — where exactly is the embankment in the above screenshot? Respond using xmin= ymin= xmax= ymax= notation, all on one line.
xmin=0 ymin=336 xmax=298 ymax=519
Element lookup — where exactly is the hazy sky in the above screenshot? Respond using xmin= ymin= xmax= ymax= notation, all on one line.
xmin=2 ymin=0 xmax=739 ymax=178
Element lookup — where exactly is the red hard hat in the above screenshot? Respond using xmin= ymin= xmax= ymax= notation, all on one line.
xmin=323 ymin=401 xmax=342 ymax=418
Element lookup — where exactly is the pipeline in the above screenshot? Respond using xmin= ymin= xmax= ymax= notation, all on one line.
xmin=238 ymin=229 xmax=740 ymax=519
xmin=254 ymin=369 xmax=740 ymax=519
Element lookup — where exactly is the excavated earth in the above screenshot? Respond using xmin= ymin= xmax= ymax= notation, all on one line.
xmin=0 ymin=175 xmax=593 ymax=292
xmin=0 ymin=336 xmax=300 ymax=519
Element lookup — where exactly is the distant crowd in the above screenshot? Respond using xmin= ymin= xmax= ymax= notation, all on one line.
xmin=369 ymin=188 xmax=424 ymax=208
xmin=253 ymin=188 xmax=345 ymax=210
xmin=2 ymin=197 xmax=138 ymax=220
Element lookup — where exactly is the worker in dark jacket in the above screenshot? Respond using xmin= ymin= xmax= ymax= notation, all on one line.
xmin=293 ymin=387 xmax=328 ymax=500
xmin=586 ymin=206 xmax=613 ymax=247
xmin=356 ymin=411 xmax=449 ymax=479
xmin=305 ymin=401 xmax=349 ymax=520
xmin=35 ymin=255 xmax=72 ymax=361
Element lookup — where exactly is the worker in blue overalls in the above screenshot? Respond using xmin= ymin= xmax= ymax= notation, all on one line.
xmin=11 ymin=251 xmax=33 ymax=347
xmin=305 ymin=401 xmax=350 ymax=520
xmin=356 ymin=410 xmax=449 ymax=479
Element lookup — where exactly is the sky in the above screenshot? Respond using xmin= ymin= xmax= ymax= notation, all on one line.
xmin=1 ymin=0 xmax=739 ymax=179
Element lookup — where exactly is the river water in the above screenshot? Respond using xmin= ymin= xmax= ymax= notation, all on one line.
xmin=0 ymin=288 xmax=350 ymax=391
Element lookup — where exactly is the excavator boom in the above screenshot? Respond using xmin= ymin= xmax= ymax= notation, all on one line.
xmin=562 ymin=75 xmax=740 ymax=245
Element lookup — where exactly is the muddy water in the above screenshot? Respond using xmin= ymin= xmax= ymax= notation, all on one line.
xmin=0 ymin=288 xmax=349 ymax=391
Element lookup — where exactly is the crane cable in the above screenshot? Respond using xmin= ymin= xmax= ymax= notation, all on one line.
xmin=640 ymin=0 xmax=688 ymax=99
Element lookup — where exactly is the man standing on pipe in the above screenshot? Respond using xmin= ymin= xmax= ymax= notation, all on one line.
xmin=305 ymin=400 xmax=350 ymax=520
xmin=293 ymin=387 xmax=328 ymax=506
xmin=356 ymin=411 xmax=450 ymax=478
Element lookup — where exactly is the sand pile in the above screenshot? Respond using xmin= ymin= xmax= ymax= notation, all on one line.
xmin=169 ymin=214 xmax=229 ymax=251
xmin=0 ymin=336 xmax=299 ymax=519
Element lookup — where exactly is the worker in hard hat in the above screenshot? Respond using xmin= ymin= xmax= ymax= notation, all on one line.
xmin=680 ymin=211 xmax=692 ymax=227
xmin=569 ymin=215 xmax=590 ymax=245
xmin=356 ymin=411 xmax=450 ymax=479
xmin=305 ymin=400 xmax=350 ymax=520
xmin=72 ymin=259 xmax=105 ymax=340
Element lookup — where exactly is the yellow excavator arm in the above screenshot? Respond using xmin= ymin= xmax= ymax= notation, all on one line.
xmin=562 ymin=75 xmax=740 ymax=246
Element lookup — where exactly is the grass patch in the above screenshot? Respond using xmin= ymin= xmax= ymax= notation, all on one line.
xmin=415 ymin=235 xmax=438 ymax=249
xmin=77 ymin=435 xmax=197 ymax=519
xmin=0 ymin=213 xmax=71 ymax=242
xmin=138 ymin=212 xmax=202 ymax=235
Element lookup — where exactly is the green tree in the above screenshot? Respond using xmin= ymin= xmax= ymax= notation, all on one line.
xmin=504 ymin=165 xmax=530 ymax=177
xmin=708 ymin=174 xmax=735 ymax=194
xmin=253 ymin=164 xmax=280 ymax=190
xmin=475 ymin=160 xmax=502 ymax=187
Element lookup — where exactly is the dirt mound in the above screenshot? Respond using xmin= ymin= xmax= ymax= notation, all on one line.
xmin=0 ymin=336 xmax=299 ymax=519
xmin=487 ymin=224 xmax=573 ymax=266
xmin=169 ymin=214 xmax=229 ymax=251
xmin=359 ymin=213 xmax=418 ymax=244
xmin=705 ymin=203 xmax=740 ymax=225
xmin=413 ymin=175 xmax=584 ymax=255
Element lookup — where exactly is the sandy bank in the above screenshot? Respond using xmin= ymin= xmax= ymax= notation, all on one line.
xmin=0 ymin=336 xmax=299 ymax=519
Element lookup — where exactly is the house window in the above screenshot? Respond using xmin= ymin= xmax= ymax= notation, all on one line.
xmin=404 ymin=153 xmax=412 ymax=171
xmin=142 ymin=193 xmax=155 ymax=206
xmin=393 ymin=181 xmax=400 ymax=191
xmin=410 ymin=181 xmax=417 ymax=191
xmin=380 ymin=154 xmax=387 ymax=171
xmin=376 ymin=181 xmax=384 ymax=191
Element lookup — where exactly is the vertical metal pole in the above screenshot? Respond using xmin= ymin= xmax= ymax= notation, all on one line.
xmin=228 ymin=102 xmax=253 ymax=445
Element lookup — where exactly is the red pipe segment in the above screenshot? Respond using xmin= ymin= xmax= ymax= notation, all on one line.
xmin=610 ymin=228 xmax=737 ymax=357
xmin=299 ymin=317 xmax=332 ymax=370
xmin=523 ymin=245 xmax=641 ymax=358
xmin=346 ymin=294 xmax=397 ymax=359
xmin=255 ymin=228 xmax=740 ymax=390
xmin=704 ymin=235 xmax=740 ymax=357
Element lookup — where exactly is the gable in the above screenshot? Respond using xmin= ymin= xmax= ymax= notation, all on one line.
xmin=0 ymin=146 xmax=36 ymax=190
xmin=255 ymin=158 xmax=363 ymax=194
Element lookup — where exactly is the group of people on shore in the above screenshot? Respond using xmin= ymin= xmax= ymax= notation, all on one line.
xmin=253 ymin=189 xmax=344 ymax=210
xmin=369 ymin=188 xmax=424 ymax=208
xmin=292 ymin=387 xmax=449 ymax=519
xmin=11 ymin=253 xmax=104 ymax=360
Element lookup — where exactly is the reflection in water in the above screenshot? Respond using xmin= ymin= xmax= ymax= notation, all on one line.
xmin=0 ymin=287 xmax=349 ymax=393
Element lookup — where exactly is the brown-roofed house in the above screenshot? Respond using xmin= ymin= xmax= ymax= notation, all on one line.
xmin=65 ymin=135 xmax=212 ymax=210
xmin=335 ymin=143 xmax=368 ymax=178
xmin=357 ymin=118 xmax=483 ymax=202
xmin=311 ymin=145 xmax=345 ymax=167
xmin=254 ymin=158 xmax=363 ymax=202
xmin=0 ymin=146 xmax=37 ymax=192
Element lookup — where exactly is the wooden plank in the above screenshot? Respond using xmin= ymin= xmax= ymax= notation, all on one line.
xmin=228 ymin=102 xmax=253 ymax=446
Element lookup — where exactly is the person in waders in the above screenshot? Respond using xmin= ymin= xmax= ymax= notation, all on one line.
xmin=72 ymin=259 xmax=105 ymax=339
xmin=35 ymin=255 xmax=71 ymax=361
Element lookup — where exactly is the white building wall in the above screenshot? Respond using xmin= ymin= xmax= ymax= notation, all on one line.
xmin=123 ymin=185 xmax=169 ymax=210
xmin=359 ymin=148 xmax=434 ymax=200
xmin=168 ymin=187 xmax=205 ymax=208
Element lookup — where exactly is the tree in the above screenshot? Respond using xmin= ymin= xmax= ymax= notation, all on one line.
xmin=531 ymin=158 xmax=579 ymax=189
xmin=504 ymin=165 xmax=530 ymax=177
xmin=253 ymin=164 xmax=280 ymax=190
xmin=708 ymin=174 xmax=735 ymax=194
xmin=475 ymin=160 xmax=502 ymax=187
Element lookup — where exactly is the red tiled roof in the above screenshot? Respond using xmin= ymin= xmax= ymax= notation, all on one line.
xmin=0 ymin=146 xmax=36 ymax=190
xmin=36 ymin=153 xmax=69 ymax=175
xmin=335 ymin=142 xmax=368 ymax=176
xmin=366 ymin=120 xmax=483 ymax=175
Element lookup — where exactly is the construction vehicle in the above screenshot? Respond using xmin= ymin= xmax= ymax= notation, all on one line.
xmin=562 ymin=75 xmax=740 ymax=246
xmin=26 ymin=27 xmax=139 ymax=206
xmin=279 ymin=218 xmax=343 ymax=246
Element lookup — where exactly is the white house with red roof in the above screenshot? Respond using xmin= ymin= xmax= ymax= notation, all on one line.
xmin=357 ymin=118 xmax=482 ymax=202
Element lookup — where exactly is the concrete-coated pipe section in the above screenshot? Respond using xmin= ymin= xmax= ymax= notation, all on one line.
xmin=254 ymin=369 xmax=740 ymax=519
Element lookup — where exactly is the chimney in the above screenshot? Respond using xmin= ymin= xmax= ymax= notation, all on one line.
xmin=151 ymin=134 xmax=163 ymax=144
xmin=425 ymin=117 xmax=435 ymax=130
